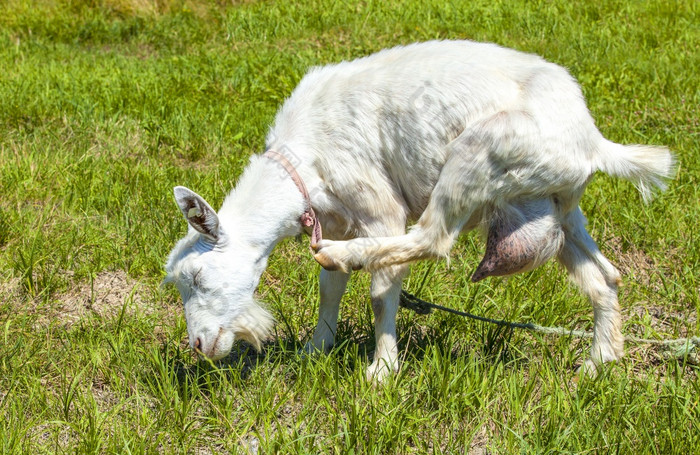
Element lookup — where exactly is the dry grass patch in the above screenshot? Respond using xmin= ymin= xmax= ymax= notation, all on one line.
xmin=607 ymin=234 xmax=659 ymax=289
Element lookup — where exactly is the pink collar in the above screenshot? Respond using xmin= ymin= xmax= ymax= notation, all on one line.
xmin=264 ymin=150 xmax=323 ymax=247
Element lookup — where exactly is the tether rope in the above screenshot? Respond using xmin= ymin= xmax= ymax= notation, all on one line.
xmin=399 ymin=289 xmax=699 ymax=363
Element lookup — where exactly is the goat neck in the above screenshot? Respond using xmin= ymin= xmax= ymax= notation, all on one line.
xmin=217 ymin=154 xmax=310 ymax=256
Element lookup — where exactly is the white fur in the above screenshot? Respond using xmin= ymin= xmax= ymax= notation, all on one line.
xmin=166 ymin=40 xmax=674 ymax=379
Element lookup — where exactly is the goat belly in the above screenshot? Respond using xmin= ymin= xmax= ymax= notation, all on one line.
xmin=471 ymin=199 xmax=564 ymax=282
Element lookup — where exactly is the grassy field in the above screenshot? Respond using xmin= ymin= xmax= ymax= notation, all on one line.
xmin=0 ymin=0 xmax=698 ymax=453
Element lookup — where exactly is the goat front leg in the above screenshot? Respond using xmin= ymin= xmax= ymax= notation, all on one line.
xmin=366 ymin=265 xmax=408 ymax=382
xmin=558 ymin=208 xmax=624 ymax=375
xmin=305 ymin=268 xmax=351 ymax=354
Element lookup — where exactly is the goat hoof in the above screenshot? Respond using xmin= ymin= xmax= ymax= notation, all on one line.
xmin=576 ymin=359 xmax=608 ymax=378
xmin=303 ymin=340 xmax=332 ymax=356
xmin=313 ymin=251 xmax=341 ymax=271
xmin=576 ymin=361 xmax=598 ymax=380
xmin=312 ymin=240 xmax=358 ymax=273
xmin=366 ymin=359 xmax=398 ymax=384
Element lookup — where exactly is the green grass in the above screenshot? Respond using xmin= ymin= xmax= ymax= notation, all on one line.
xmin=1 ymin=0 xmax=698 ymax=453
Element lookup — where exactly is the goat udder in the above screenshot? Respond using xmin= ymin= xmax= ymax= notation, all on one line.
xmin=471 ymin=200 xmax=564 ymax=282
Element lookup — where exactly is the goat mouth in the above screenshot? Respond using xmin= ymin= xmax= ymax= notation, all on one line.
xmin=197 ymin=327 xmax=227 ymax=360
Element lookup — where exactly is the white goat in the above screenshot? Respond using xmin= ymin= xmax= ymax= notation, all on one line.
xmin=165 ymin=40 xmax=674 ymax=380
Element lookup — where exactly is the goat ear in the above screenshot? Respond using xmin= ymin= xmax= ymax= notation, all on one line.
xmin=173 ymin=186 xmax=220 ymax=242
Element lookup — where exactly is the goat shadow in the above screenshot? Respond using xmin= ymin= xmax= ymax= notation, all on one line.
xmin=170 ymin=338 xmax=288 ymax=389
xmin=170 ymin=309 xmax=561 ymax=392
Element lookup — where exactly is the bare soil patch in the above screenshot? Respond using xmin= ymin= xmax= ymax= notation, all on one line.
xmin=0 ymin=275 xmax=22 ymax=302
xmin=35 ymin=270 xmax=144 ymax=328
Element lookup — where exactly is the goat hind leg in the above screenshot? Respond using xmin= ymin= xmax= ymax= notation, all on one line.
xmin=558 ymin=208 xmax=624 ymax=375
xmin=313 ymin=152 xmax=490 ymax=272
xmin=313 ymin=229 xmax=446 ymax=273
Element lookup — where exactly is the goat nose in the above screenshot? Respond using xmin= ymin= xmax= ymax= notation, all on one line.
xmin=193 ymin=337 xmax=202 ymax=352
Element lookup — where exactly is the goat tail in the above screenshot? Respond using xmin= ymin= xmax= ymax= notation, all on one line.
xmin=597 ymin=139 xmax=676 ymax=202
